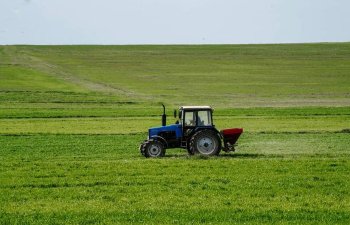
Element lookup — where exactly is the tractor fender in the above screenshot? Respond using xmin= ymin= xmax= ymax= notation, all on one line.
xmin=150 ymin=135 xmax=168 ymax=148
xmin=188 ymin=127 xmax=223 ymax=146
xmin=191 ymin=127 xmax=221 ymax=138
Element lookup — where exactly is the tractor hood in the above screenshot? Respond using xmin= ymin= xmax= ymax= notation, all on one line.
xmin=149 ymin=124 xmax=182 ymax=139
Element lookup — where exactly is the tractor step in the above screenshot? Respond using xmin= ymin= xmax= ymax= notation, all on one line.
xmin=181 ymin=141 xmax=187 ymax=148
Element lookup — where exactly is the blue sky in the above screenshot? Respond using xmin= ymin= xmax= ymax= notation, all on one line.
xmin=1 ymin=0 xmax=350 ymax=44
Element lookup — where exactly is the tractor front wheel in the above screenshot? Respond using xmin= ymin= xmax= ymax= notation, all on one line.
xmin=140 ymin=139 xmax=165 ymax=158
xmin=189 ymin=130 xmax=221 ymax=156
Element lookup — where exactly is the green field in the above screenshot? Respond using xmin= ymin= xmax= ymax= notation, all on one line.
xmin=0 ymin=43 xmax=350 ymax=224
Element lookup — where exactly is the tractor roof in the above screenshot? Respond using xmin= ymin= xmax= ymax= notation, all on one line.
xmin=180 ymin=106 xmax=212 ymax=110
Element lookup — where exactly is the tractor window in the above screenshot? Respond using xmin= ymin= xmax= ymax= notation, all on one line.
xmin=197 ymin=110 xmax=212 ymax=126
xmin=184 ymin=111 xmax=196 ymax=126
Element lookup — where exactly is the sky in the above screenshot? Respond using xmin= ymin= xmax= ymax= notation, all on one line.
xmin=1 ymin=0 xmax=350 ymax=45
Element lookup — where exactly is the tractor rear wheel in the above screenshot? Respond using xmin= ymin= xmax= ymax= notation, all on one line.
xmin=189 ymin=130 xmax=221 ymax=156
xmin=141 ymin=139 xmax=165 ymax=158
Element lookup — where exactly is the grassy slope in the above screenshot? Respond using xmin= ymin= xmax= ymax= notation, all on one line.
xmin=0 ymin=43 xmax=350 ymax=224
xmin=1 ymin=43 xmax=350 ymax=107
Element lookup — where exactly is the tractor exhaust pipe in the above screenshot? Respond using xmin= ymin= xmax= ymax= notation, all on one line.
xmin=161 ymin=104 xmax=166 ymax=126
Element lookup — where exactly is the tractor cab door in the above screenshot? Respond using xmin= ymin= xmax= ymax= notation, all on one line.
xmin=182 ymin=110 xmax=196 ymax=138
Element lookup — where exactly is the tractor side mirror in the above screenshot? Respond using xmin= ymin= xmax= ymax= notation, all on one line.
xmin=173 ymin=109 xmax=177 ymax=118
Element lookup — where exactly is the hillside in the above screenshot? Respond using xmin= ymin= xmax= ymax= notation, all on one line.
xmin=1 ymin=43 xmax=350 ymax=107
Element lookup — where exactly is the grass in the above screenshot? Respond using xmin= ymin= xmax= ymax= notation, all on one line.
xmin=0 ymin=43 xmax=349 ymax=224
xmin=0 ymin=113 xmax=349 ymax=135
xmin=1 ymin=134 xmax=349 ymax=224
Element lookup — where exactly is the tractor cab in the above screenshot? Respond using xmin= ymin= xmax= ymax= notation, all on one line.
xmin=179 ymin=106 xmax=213 ymax=127
xmin=178 ymin=106 xmax=216 ymax=138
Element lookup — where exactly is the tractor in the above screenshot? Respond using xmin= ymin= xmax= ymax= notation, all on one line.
xmin=140 ymin=105 xmax=243 ymax=157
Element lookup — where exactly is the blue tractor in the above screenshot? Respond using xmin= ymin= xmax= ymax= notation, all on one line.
xmin=140 ymin=105 xmax=243 ymax=157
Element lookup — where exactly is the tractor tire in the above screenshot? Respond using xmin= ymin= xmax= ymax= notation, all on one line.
xmin=140 ymin=139 xmax=165 ymax=158
xmin=187 ymin=146 xmax=194 ymax=155
xmin=189 ymin=130 xmax=221 ymax=156
xmin=139 ymin=140 xmax=148 ymax=156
